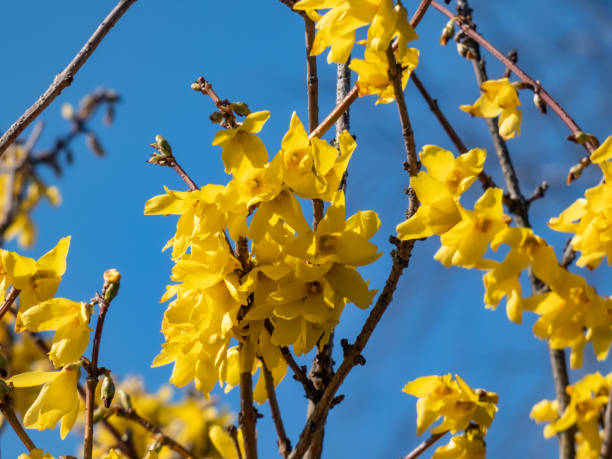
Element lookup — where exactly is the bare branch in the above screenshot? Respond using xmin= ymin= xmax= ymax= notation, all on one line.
xmin=402 ymin=432 xmax=448 ymax=459
xmin=261 ymin=359 xmax=291 ymax=458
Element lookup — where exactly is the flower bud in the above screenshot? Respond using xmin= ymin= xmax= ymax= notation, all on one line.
xmin=118 ymin=389 xmax=132 ymax=410
xmin=210 ymin=112 xmax=224 ymax=124
xmin=440 ymin=19 xmax=455 ymax=46
xmin=103 ymin=269 xmax=121 ymax=302
xmin=190 ymin=82 xmax=202 ymax=91
xmin=86 ymin=133 xmax=105 ymax=156
xmin=93 ymin=407 xmax=106 ymax=423
xmin=105 ymin=90 xmax=120 ymax=102
xmin=101 ymin=375 xmax=115 ymax=408
xmin=79 ymin=94 xmax=97 ymax=119
xmin=154 ymin=135 xmax=172 ymax=156
xmin=230 ymin=102 xmax=251 ymax=116
xmin=61 ymin=103 xmax=74 ymax=120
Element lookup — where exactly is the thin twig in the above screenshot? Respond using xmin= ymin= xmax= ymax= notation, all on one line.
xmin=0 ymin=0 xmax=137 ymax=157
xmin=240 ymin=369 xmax=259 ymax=459
xmin=288 ymin=242 xmax=414 ymax=459
xmin=261 ymin=359 xmax=291 ymax=458
xmin=168 ymin=158 xmax=198 ymax=191
xmin=113 ymin=406 xmax=197 ymax=458
xmin=307 ymin=0 xmax=433 ymax=140
xmin=0 ymin=289 xmax=20 ymax=322
xmin=228 ymin=425 xmax=245 ymax=459
xmin=601 ymin=384 xmax=612 ymax=459
xmin=403 ymin=431 xmax=447 ymax=459
xmin=0 ymin=402 xmax=37 ymax=452
xmin=431 ymin=1 xmax=595 ymax=155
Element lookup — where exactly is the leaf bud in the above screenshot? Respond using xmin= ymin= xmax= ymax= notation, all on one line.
xmin=0 ymin=379 xmax=11 ymax=397
xmin=456 ymin=42 xmax=475 ymax=60
xmin=101 ymin=375 xmax=115 ymax=408
xmin=79 ymin=94 xmax=97 ymax=119
xmin=0 ymin=351 xmax=8 ymax=378
xmin=209 ymin=111 xmax=224 ymax=124
xmin=93 ymin=407 xmax=106 ymax=423
xmin=61 ymin=103 xmax=74 ymax=120
xmin=440 ymin=19 xmax=455 ymax=46
xmin=154 ymin=135 xmax=173 ymax=156
xmin=190 ymin=82 xmax=202 ymax=91
xmin=86 ymin=133 xmax=105 ymax=156
xmin=230 ymin=102 xmax=251 ymax=116
xmin=567 ymin=131 xmax=599 ymax=147
xmin=103 ymin=269 xmax=121 ymax=302
xmin=105 ymin=90 xmax=119 ymax=102
xmin=533 ymin=92 xmax=546 ymax=114
xmin=118 ymin=389 xmax=132 ymax=410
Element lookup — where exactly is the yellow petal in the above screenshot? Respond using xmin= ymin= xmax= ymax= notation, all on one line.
xmin=590 ymin=135 xmax=612 ymax=163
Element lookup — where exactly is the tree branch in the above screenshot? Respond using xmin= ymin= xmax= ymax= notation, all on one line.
xmin=0 ymin=0 xmax=137 ymax=157
xmin=240 ymin=369 xmax=258 ymax=459
xmin=261 ymin=359 xmax=291 ymax=458
xmin=0 ymin=401 xmax=37 ymax=452
xmin=402 ymin=431 xmax=447 ymax=459
xmin=0 ymin=288 xmax=20 ymax=322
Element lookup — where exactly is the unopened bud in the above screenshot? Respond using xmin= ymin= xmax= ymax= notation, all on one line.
xmin=567 ymin=163 xmax=584 ymax=184
xmin=93 ymin=407 xmax=106 ymax=423
xmin=0 ymin=351 xmax=8 ymax=378
xmin=105 ymin=90 xmax=119 ymax=102
xmin=230 ymin=102 xmax=251 ymax=116
xmin=190 ymin=82 xmax=202 ymax=91
xmin=79 ymin=94 xmax=96 ymax=119
xmin=440 ymin=19 xmax=455 ymax=46
xmin=61 ymin=103 xmax=74 ymax=120
xmin=101 ymin=375 xmax=115 ymax=408
xmin=209 ymin=112 xmax=224 ymax=124
xmin=511 ymin=81 xmax=531 ymax=91
xmin=118 ymin=389 xmax=132 ymax=410
xmin=103 ymin=269 xmax=121 ymax=302
xmin=567 ymin=131 xmax=599 ymax=147
xmin=456 ymin=42 xmax=474 ymax=59
xmin=0 ymin=379 xmax=11 ymax=397
xmin=154 ymin=135 xmax=172 ymax=156
xmin=533 ymin=92 xmax=546 ymax=114
xmin=86 ymin=133 xmax=105 ymax=156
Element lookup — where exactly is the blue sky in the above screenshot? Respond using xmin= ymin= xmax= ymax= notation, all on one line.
xmin=1 ymin=1 xmax=611 ymax=457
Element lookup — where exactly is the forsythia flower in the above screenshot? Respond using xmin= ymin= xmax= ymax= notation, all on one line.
xmin=350 ymin=46 xmax=419 ymax=104
xmin=460 ymin=78 xmax=522 ymax=140
xmin=531 ymin=372 xmax=611 ymax=454
xmin=432 ymin=427 xmax=487 ymax=459
xmin=8 ymin=363 xmax=81 ymax=439
xmin=210 ymin=425 xmax=244 ymax=459
xmin=18 ymin=450 xmax=54 ymax=459
xmin=1 ymin=236 xmax=70 ymax=328
xmin=212 ymin=111 xmax=270 ymax=173
xmin=402 ymin=374 xmax=498 ymax=436
xmin=549 ymin=153 xmax=612 ymax=269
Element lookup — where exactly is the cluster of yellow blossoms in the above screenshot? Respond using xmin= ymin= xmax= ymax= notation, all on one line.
xmin=294 ymin=0 xmax=419 ymax=103
xmin=396 ymin=145 xmax=612 ymax=368
xmin=403 ymin=374 xmax=498 ymax=458
xmin=146 ymin=111 xmax=380 ymax=396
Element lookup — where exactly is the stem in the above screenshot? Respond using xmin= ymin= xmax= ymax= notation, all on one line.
xmin=431 ymin=1 xmax=595 ymax=154
xmin=240 ymin=370 xmax=259 ymax=459
xmin=403 ymin=431 xmax=447 ymax=459
xmin=261 ymin=360 xmax=291 ymax=458
xmin=0 ymin=289 xmax=20 ymax=322
xmin=168 ymin=158 xmax=198 ymax=191
xmin=288 ymin=242 xmax=414 ymax=459
xmin=600 ymin=384 xmax=612 ymax=459
xmin=0 ymin=0 xmax=138 ymax=157
xmin=307 ymin=0 xmax=433 ymax=140
xmin=0 ymin=403 xmax=37 ymax=452
xmin=113 ymin=407 xmax=197 ymax=458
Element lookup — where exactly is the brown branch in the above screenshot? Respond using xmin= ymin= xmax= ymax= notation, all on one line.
xmin=431 ymin=1 xmax=595 ymax=156
xmin=0 ymin=401 xmax=37 ymax=452
xmin=240 ymin=369 xmax=259 ymax=459
xmin=261 ymin=359 xmax=291 ymax=458
xmin=307 ymin=0 xmax=433 ymax=140
xmin=601 ymin=384 xmax=612 ymax=459
xmin=0 ymin=0 xmax=137 ymax=158
xmin=113 ymin=406 xmax=196 ymax=459
xmin=0 ymin=289 xmax=20 ymax=322
xmin=288 ymin=241 xmax=415 ymax=459
xmin=452 ymin=1 xmax=574 ymax=457
xmin=228 ymin=425 xmax=245 ymax=459
xmin=168 ymin=158 xmax=198 ymax=192
xmin=403 ymin=431 xmax=447 ymax=459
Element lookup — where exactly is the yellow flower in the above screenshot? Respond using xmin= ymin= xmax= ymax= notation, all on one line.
xmin=18 ymin=450 xmax=54 ymax=459
xmin=532 ymin=372 xmax=610 ymax=453
xmin=460 ymin=78 xmax=522 ymax=140
xmin=8 ymin=363 xmax=81 ymax=439
xmin=350 ymin=46 xmax=419 ymax=104
xmin=432 ymin=428 xmax=487 ymax=459
xmin=529 ymin=399 xmax=559 ymax=424
xmin=366 ymin=0 xmax=418 ymax=59
xmin=403 ymin=374 xmax=498 ymax=436
xmin=434 ymin=188 xmax=509 ymax=268
xmin=19 ymin=298 xmax=93 ymax=368
xmin=210 ymin=424 xmax=244 ymax=459
xmin=549 ymin=161 xmax=612 ymax=269
xmin=212 ymin=111 xmax=270 ymax=173
xmin=589 ymin=134 xmax=612 ymax=163
xmin=1 ymin=236 xmax=71 ymax=329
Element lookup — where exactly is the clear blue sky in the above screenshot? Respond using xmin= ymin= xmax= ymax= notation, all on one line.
xmin=1 ymin=1 xmax=611 ymax=457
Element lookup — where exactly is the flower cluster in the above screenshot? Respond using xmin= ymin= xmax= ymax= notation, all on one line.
xmin=146 ymin=110 xmax=380 ymax=397
xmin=403 ymin=374 xmax=498 ymax=458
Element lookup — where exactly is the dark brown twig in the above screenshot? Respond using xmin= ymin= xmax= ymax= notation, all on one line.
xmin=261 ymin=359 xmax=291 ymax=458
xmin=0 ymin=0 xmax=137 ymax=157
xmin=112 ymin=406 xmax=196 ymax=458
xmin=0 ymin=289 xmax=20 ymax=322
xmin=0 ymin=402 xmax=37 ymax=452
xmin=402 ymin=431 xmax=447 ymax=459
xmin=228 ymin=425 xmax=244 ymax=459
xmin=240 ymin=369 xmax=259 ymax=459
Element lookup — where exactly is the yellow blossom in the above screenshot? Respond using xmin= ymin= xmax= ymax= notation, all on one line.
xmin=432 ymin=428 xmax=487 ymax=459
xmin=460 ymin=78 xmax=522 ymax=140
xmin=18 ymin=450 xmax=55 ymax=459
xmin=8 ymin=363 xmax=81 ymax=439
xmin=210 ymin=425 xmax=244 ymax=459
xmin=589 ymin=134 xmax=612 ymax=163
xmin=212 ymin=111 xmax=270 ymax=173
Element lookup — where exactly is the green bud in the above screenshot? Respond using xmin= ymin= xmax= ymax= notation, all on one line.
xmin=230 ymin=102 xmax=251 ymax=116
xmin=209 ymin=111 xmax=224 ymax=124
xmin=93 ymin=407 xmax=106 ymax=423
xmin=118 ymin=389 xmax=132 ymax=410
xmin=101 ymin=375 xmax=116 ymax=408
xmin=155 ymin=135 xmax=173 ymax=156
xmin=104 ymin=282 xmax=119 ymax=302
